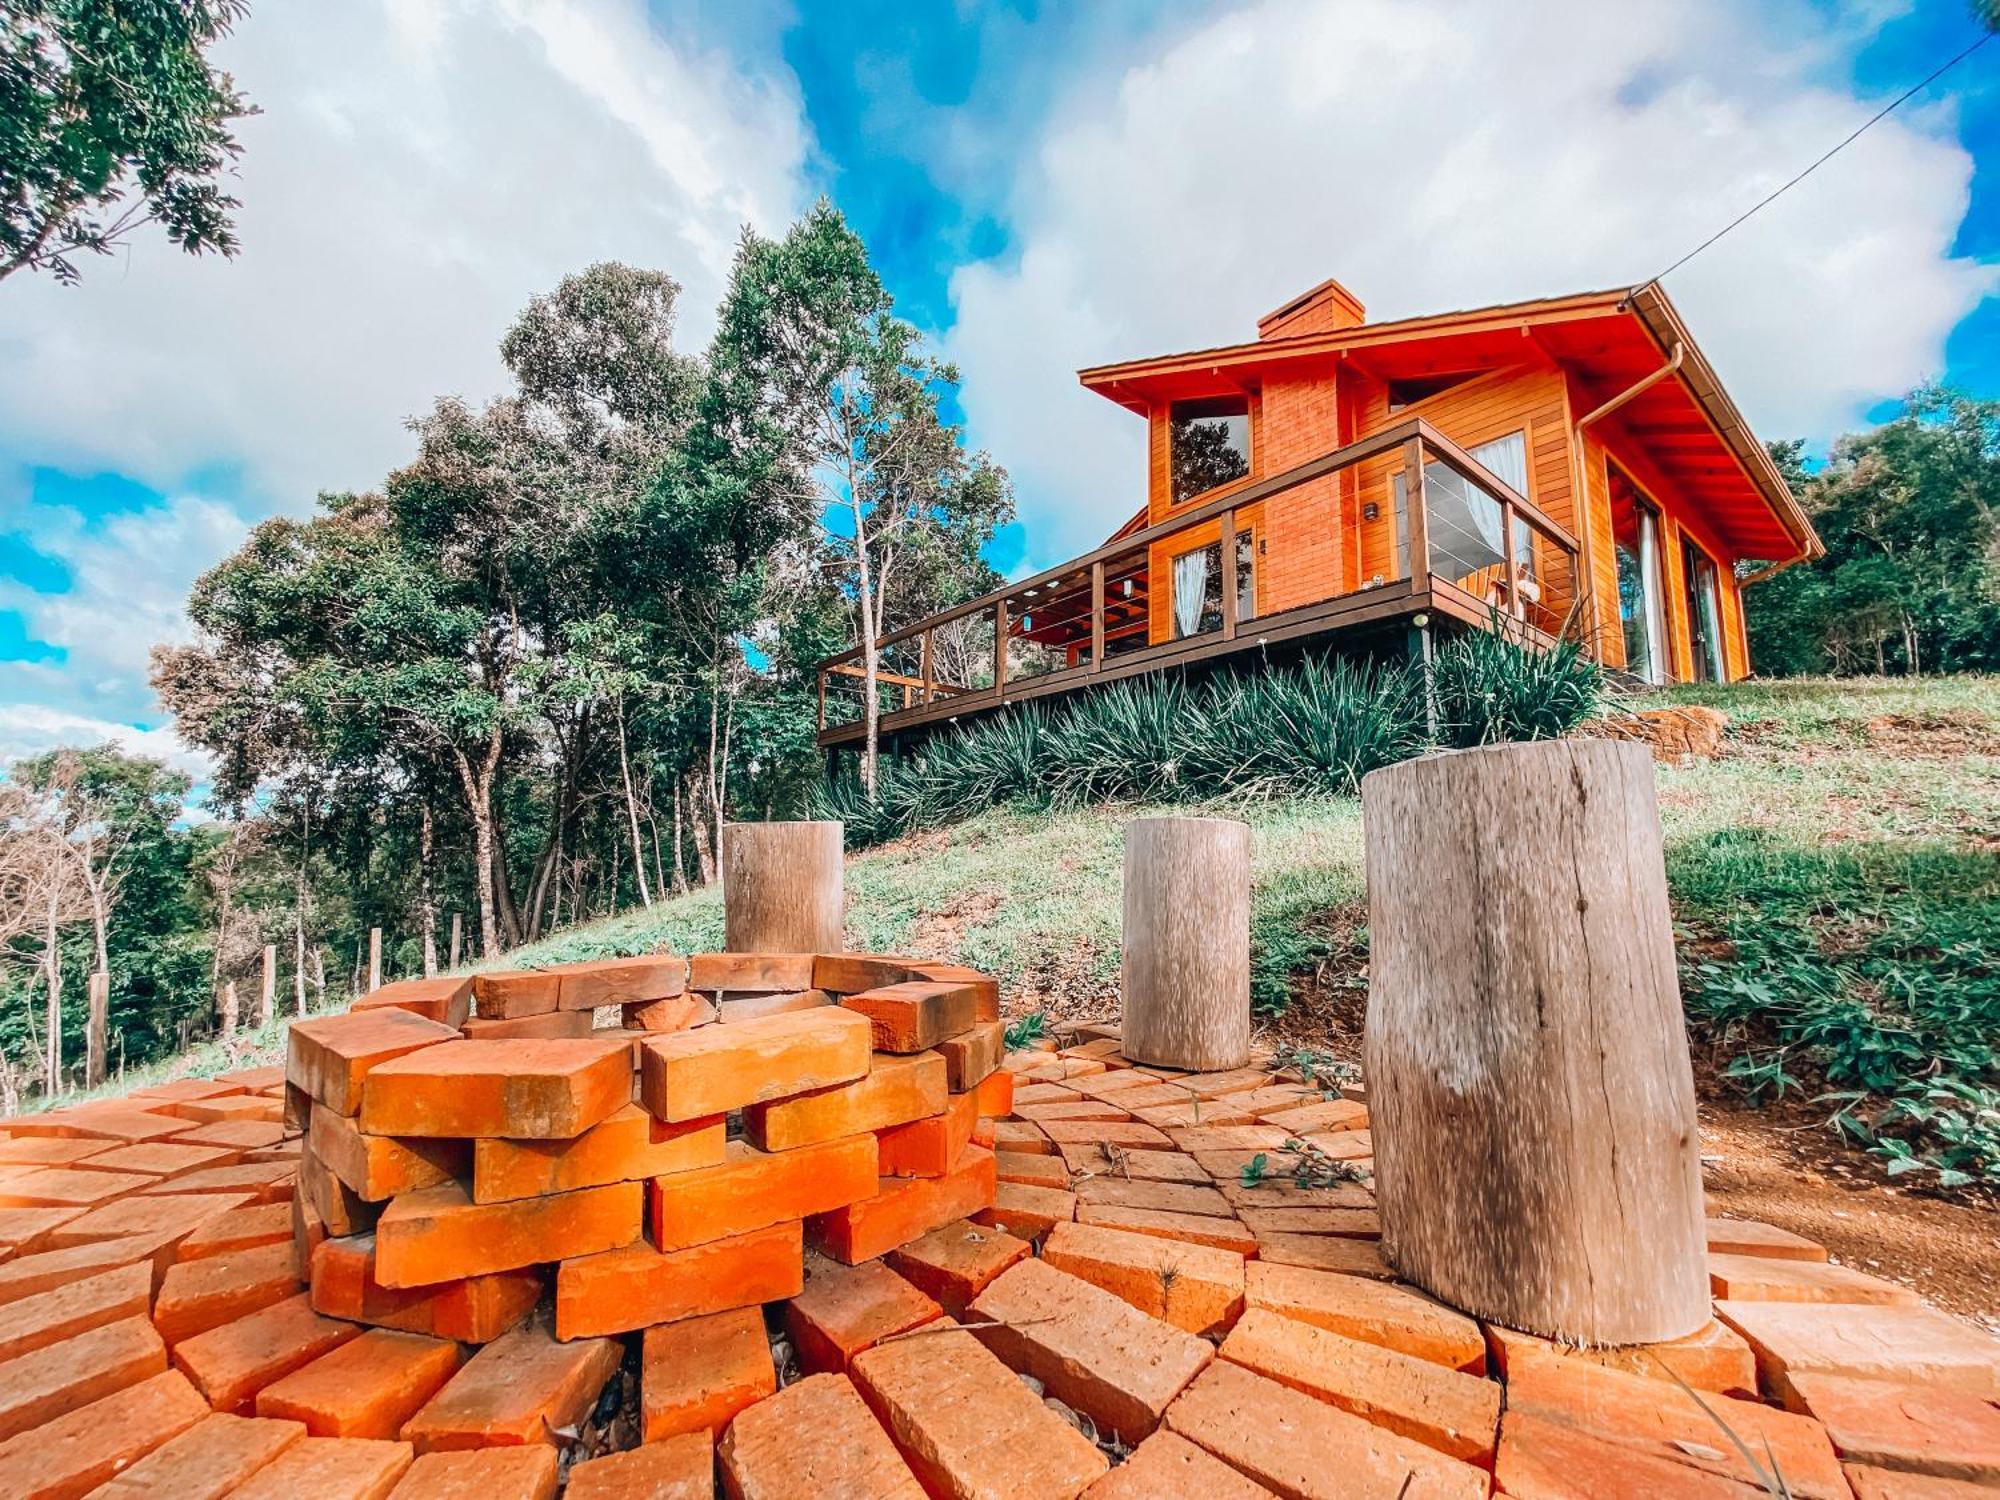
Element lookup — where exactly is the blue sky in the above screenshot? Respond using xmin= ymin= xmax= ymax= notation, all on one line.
xmin=0 ymin=0 xmax=1994 ymax=772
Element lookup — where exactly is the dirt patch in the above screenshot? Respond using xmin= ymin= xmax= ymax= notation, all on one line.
xmin=1863 ymin=710 xmax=2000 ymax=759
xmin=1700 ymin=1100 xmax=2000 ymax=1329
xmin=915 ymin=886 xmax=1004 ymax=955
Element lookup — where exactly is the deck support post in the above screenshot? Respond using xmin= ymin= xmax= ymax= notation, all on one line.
xmin=1401 ymin=436 xmax=1431 ymax=584
xmin=723 ymin=820 xmax=845 ymax=954
xmin=1119 ymin=816 xmax=1251 ymax=1072
xmin=1361 ymin=739 xmax=1709 ymax=1344
xmin=1090 ymin=562 xmax=1105 ymax=670
xmin=993 ymin=601 xmax=1008 ymax=702
xmin=1219 ymin=509 xmax=1237 ymax=641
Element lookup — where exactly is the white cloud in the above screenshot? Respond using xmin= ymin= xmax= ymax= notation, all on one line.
xmin=0 ymin=703 xmax=214 ymax=782
xmin=945 ymin=0 xmax=1995 ymax=562
xmin=0 ymin=0 xmax=813 ymax=748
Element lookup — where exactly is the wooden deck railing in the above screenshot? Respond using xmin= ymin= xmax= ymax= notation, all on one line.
xmin=814 ymin=416 xmax=1582 ymax=740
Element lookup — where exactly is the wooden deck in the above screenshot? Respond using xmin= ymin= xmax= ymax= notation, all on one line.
xmin=815 ymin=416 xmax=1580 ymax=751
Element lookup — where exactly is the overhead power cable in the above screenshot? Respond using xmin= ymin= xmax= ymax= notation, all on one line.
xmin=1646 ymin=29 xmax=1993 ymax=286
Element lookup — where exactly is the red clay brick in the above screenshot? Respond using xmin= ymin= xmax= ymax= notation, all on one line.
xmin=545 ymin=953 xmax=686 ymax=1010
xmin=1221 ymin=1307 xmax=1499 ymax=1465
xmin=786 ymin=1255 xmax=943 ymax=1373
xmin=1484 ymin=1317 xmax=1758 ymax=1397
xmin=1504 ymin=1355 xmax=1847 ymax=1498
xmin=430 ymin=1269 xmax=545 ymax=1344
xmin=1256 ymin=1233 xmax=1395 ymax=1278
xmin=178 ymin=1201 xmax=295 ymax=1262
xmin=301 ymin=1146 xmax=383 ymax=1238
xmin=1043 ymin=1119 xmax=1173 ymax=1150
xmin=173 ymin=1118 xmax=288 ymax=1152
xmin=375 ymin=1179 xmax=641 ymax=1287
xmin=228 ymin=1436 xmax=415 ymax=1500
xmin=996 ymin=1149 xmax=1070 ymax=1189
xmin=640 ymin=1006 xmax=872 ymax=1122
xmin=1256 ymin=1097 xmax=1368 ymax=1133
xmin=387 ymin=1446 xmax=559 ymax=1499
xmin=77 ymin=1141 xmax=240 ymax=1178
xmin=904 ymin=963 xmax=1000 ymax=1022
xmin=361 ymin=1038 xmax=632 ymax=1139
xmin=876 ymin=1089 xmax=977 ymax=1177
xmin=810 ymin=1145 xmax=998 ymax=1265
xmin=459 ymin=1011 xmax=594 ymax=1041
xmin=1083 ymin=1429 xmax=1283 ymax=1499
xmin=172 ymin=1291 xmax=360 ymax=1412
xmin=0 ymin=1227 xmax=181 ymax=1307
xmin=971 ymin=1256 xmax=1213 ymax=1442
xmin=565 ymin=1433 xmax=713 ymax=1499
xmin=143 ymin=1158 xmax=296 ymax=1204
xmin=1842 ymin=1464 xmax=2000 ymax=1499
xmin=351 ymin=975 xmax=473 ymax=1027
xmin=744 ymin=1052 xmax=946 ymax=1151
xmin=1709 ymin=1252 xmax=1920 ymax=1306
xmin=1706 ymin=1217 xmax=1828 ymax=1262
xmin=1236 ymin=1205 xmax=1380 ymax=1238
xmin=0 ymin=1165 xmax=158 ymax=1208
xmin=1169 ymin=1125 xmax=1288 ymax=1153
xmin=884 ymin=1219 xmax=1030 ymax=1317
xmin=310 ymin=1233 xmax=436 ymax=1327
xmin=557 ymin=1219 xmax=803 ymax=1338
xmin=1220 ymin=1176 xmax=1374 ymax=1210
xmin=638 ymin=1304 xmax=775 ymax=1440
xmin=1075 ymin=1203 xmax=1258 ymax=1255
xmin=621 ymin=993 xmax=715 ymax=1032
xmin=0 ymin=1368 xmax=208 ymax=1500
xmin=1717 ymin=1300 xmax=2000 ymax=1398
xmin=973 ymin=1180 xmax=1076 ymax=1243
xmin=937 ymin=1020 xmax=1006 ymax=1091
xmin=715 ymin=990 xmax=833 ymax=1023
xmin=88 ymin=1410 xmax=304 ymax=1498
xmin=1166 ymin=1359 xmax=1488 ymax=1500
xmin=0 ymin=1137 xmax=112 ymax=1167
xmin=0 ymin=1315 xmax=166 ymax=1441
xmin=131 ymin=1077 xmax=246 ymax=1105
xmin=0 ymin=1204 xmax=84 ymax=1257
xmin=1495 ymin=1408 xmax=1774 ymax=1500
xmin=155 ymin=1239 xmax=304 ymax=1345
xmin=1017 ymin=1099 xmax=1135 ymax=1124
xmin=651 ymin=1135 xmax=875 ymax=1251
xmin=851 ymin=1324 xmax=1110 ymax=1498
xmin=969 ymin=1118 xmax=997 ymax=1149
xmin=1245 ymin=1265 xmax=1485 ymax=1372
xmin=688 ymin=952 xmax=816 ymax=991
xmin=813 ymin=954 xmax=915 ymax=994
xmin=992 ymin=1119 xmax=1052 ymax=1155
xmin=0 ymin=1258 xmax=150 ymax=1363
xmin=54 ymin=1109 xmax=191 ymax=1144
xmin=1061 ymin=1144 xmax=1210 ymax=1183
xmin=1077 ymin=1176 xmax=1232 ymax=1217
xmin=473 ymin=1104 xmax=723 ymax=1203
xmin=311 ymin=1107 xmax=467 ymax=1201
xmin=469 ymin=969 xmax=562 ymax=1020
xmin=258 ymin=1327 xmax=463 ymax=1440
xmin=289 ymin=1010 xmax=460 ymax=1115
xmin=719 ymin=1371 xmax=925 ymax=1499
xmin=1787 ymin=1372 xmax=2000 ymax=1482
xmin=400 ymin=1318 xmax=619 ymax=1453
xmin=1043 ymin=1219 xmax=1244 ymax=1336
xmin=973 ymin=1068 xmax=1013 ymax=1118
xmin=843 ymin=983 xmax=979 ymax=1053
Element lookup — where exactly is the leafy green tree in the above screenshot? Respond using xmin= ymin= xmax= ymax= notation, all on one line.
xmin=701 ymin=202 xmax=1014 ymax=793
xmin=1749 ymin=388 xmax=2000 ymax=675
xmin=1 ymin=0 xmax=255 ymax=285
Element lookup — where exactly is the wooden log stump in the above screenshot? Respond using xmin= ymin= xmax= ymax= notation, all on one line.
xmin=1361 ymin=738 xmax=1708 ymax=1346
xmin=723 ymin=820 xmax=845 ymax=954
xmin=1120 ymin=816 xmax=1251 ymax=1072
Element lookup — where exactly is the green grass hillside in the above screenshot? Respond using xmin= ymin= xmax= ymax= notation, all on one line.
xmin=89 ymin=676 xmax=2000 ymax=1191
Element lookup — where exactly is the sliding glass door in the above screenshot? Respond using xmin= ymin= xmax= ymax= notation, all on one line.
xmin=1609 ymin=468 xmax=1667 ymax=684
xmin=1681 ymin=539 xmax=1726 ymax=682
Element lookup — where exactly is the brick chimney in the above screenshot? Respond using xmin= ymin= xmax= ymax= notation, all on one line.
xmin=1256 ymin=276 xmax=1367 ymax=340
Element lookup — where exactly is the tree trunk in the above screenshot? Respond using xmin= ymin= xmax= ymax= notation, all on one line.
xmin=722 ymin=821 xmax=844 ymax=953
xmin=368 ymin=927 xmax=382 ymax=992
xmin=1360 ymin=738 xmax=1708 ymax=1345
xmin=294 ymin=877 xmax=308 ymax=1016
xmin=84 ymin=971 xmax=108 ymax=1088
xmin=41 ymin=883 xmax=61 ymax=1093
xmin=617 ymin=697 xmax=653 ymax=908
xmin=449 ymin=912 xmax=463 ymax=969
xmin=419 ymin=804 xmax=439 ymax=977
xmin=1119 ymin=816 xmax=1251 ymax=1071
xmin=454 ymin=744 xmax=503 ymax=960
xmin=221 ymin=981 xmax=239 ymax=1041
xmin=260 ymin=944 xmax=276 ymax=1028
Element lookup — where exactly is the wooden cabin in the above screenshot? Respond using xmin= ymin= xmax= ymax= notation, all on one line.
xmin=816 ymin=277 xmax=1822 ymax=750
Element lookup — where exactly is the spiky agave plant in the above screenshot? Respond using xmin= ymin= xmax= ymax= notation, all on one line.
xmin=1043 ymin=676 xmax=1192 ymax=809
xmin=1430 ymin=613 xmax=1603 ymax=748
xmin=1249 ymin=653 xmax=1432 ymax=793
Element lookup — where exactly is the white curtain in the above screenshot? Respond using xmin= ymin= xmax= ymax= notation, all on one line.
xmin=1637 ymin=508 xmax=1666 ymax=683
xmin=1173 ymin=547 xmax=1209 ymax=639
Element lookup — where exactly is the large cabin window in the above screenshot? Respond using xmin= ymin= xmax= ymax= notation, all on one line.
xmin=1169 ymin=531 xmax=1256 ymax=639
xmin=1682 ymin=538 xmax=1726 ymax=682
xmin=1610 ymin=468 xmax=1667 ymax=684
xmin=1169 ymin=397 xmax=1251 ymax=504
xmin=1392 ymin=430 xmax=1534 ymax=587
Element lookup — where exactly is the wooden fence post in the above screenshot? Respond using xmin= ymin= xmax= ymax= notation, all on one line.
xmin=368 ymin=928 xmax=382 ymax=993
xmin=1120 ymin=816 xmax=1251 ymax=1072
xmin=722 ymin=821 xmax=845 ymax=954
xmin=1361 ymin=738 xmax=1708 ymax=1345
xmin=260 ymin=945 xmax=276 ymax=1030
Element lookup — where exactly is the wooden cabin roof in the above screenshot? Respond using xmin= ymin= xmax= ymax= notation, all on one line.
xmin=1078 ymin=282 xmax=1821 ymax=565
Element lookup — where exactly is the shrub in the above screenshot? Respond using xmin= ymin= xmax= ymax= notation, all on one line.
xmin=1431 ymin=614 xmax=1603 ymax=748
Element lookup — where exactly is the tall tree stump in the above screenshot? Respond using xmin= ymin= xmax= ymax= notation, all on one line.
xmin=1120 ymin=816 xmax=1251 ymax=1072
xmin=723 ymin=821 xmax=845 ymax=953
xmin=1362 ymin=738 xmax=1708 ymax=1345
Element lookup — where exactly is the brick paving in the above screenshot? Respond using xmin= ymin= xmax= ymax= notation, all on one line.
xmin=0 ymin=969 xmax=1993 ymax=1496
